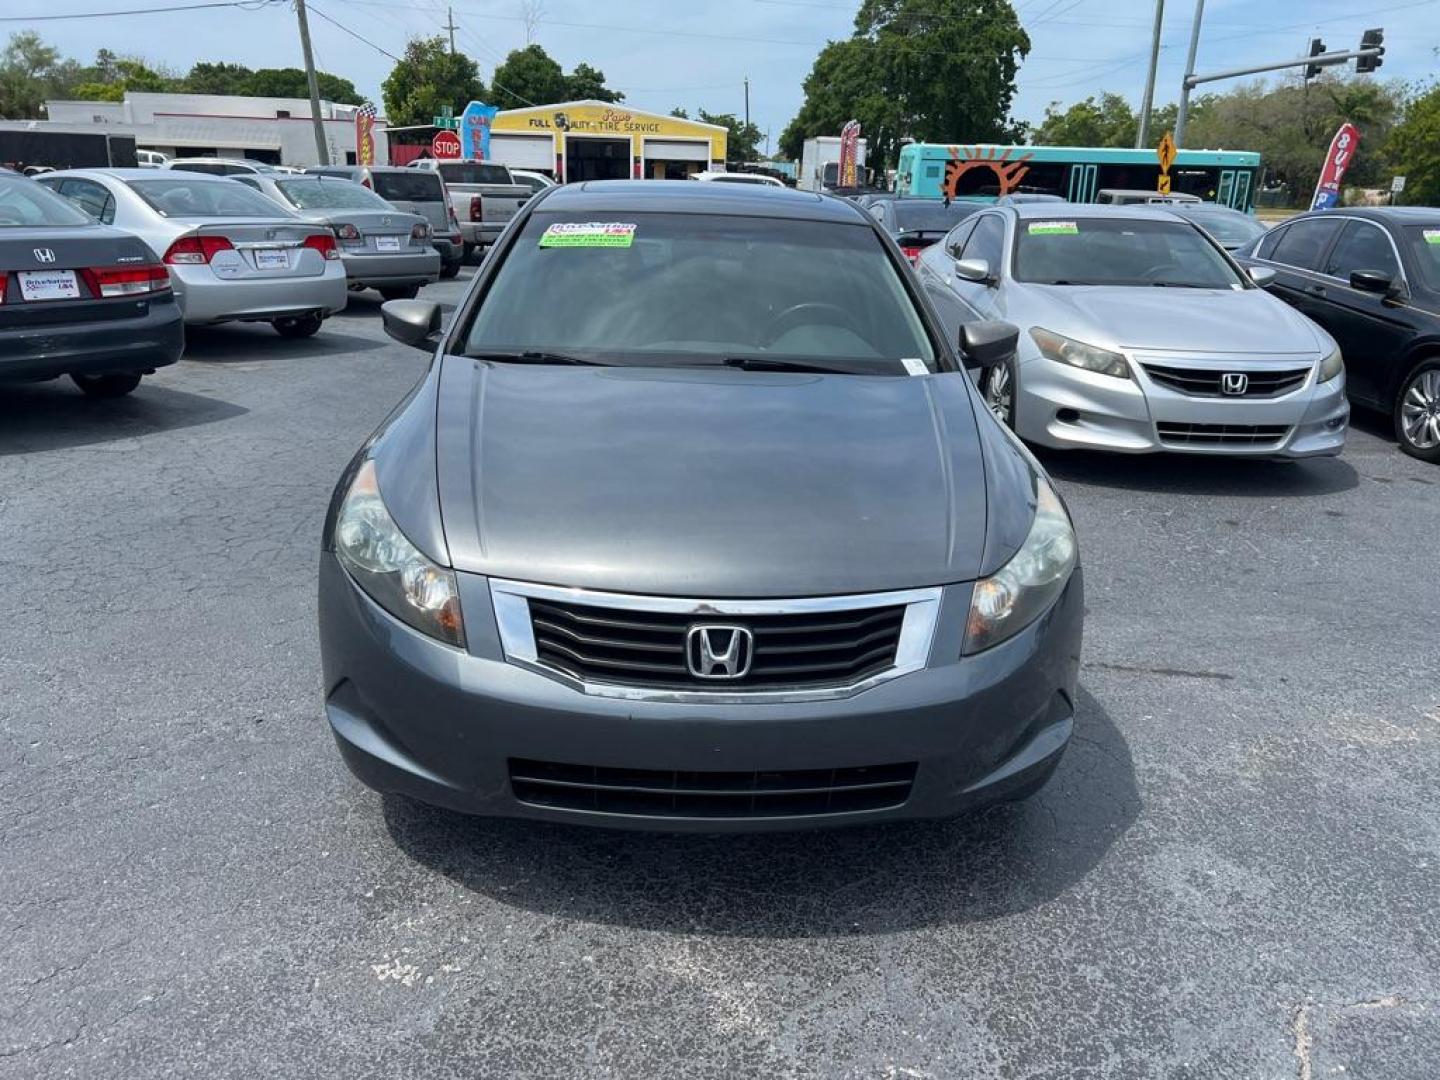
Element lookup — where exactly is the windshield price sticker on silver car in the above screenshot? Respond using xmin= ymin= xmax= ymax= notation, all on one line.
xmin=1028 ymin=221 xmax=1079 ymax=236
xmin=539 ymin=222 xmax=637 ymax=249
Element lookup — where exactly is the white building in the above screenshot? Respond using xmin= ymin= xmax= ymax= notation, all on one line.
xmin=43 ymin=91 xmax=388 ymax=167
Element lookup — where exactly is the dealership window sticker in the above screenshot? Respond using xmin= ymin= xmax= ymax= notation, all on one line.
xmin=1028 ymin=221 xmax=1079 ymax=236
xmin=539 ymin=222 xmax=637 ymax=248
xmin=1424 ymin=229 xmax=1440 ymax=246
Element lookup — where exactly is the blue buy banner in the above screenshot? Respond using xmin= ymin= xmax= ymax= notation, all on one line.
xmin=460 ymin=101 xmax=499 ymax=161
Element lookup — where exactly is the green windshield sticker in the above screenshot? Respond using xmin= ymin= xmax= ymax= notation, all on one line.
xmin=1424 ymin=229 xmax=1440 ymax=245
xmin=1028 ymin=221 xmax=1079 ymax=236
xmin=539 ymin=222 xmax=636 ymax=248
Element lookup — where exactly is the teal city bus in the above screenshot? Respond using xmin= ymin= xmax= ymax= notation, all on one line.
xmin=894 ymin=143 xmax=1263 ymax=212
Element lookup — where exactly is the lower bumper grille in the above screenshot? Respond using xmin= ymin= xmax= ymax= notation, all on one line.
xmin=509 ymin=759 xmax=918 ymax=818
xmin=1157 ymin=422 xmax=1290 ymax=446
xmin=1143 ymin=363 xmax=1309 ymax=398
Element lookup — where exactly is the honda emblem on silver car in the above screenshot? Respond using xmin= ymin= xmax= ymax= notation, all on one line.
xmin=33 ymin=248 xmax=56 ymax=263
xmin=685 ymin=625 xmax=753 ymax=680
xmin=1221 ymin=373 xmax=1249 ymax=395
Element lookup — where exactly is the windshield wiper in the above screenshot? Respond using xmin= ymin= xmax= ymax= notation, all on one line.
xmin=467 ymin=350 xmax=608 ymax=366
xmin=1149 ymin=281 xmax=1212 ymax=289
xmin=722 ymin=355 xmax=896 ymax=375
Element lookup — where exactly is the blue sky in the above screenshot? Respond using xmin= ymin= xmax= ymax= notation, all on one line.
xmin=12 ymin=0 xmax=1439 ymax=150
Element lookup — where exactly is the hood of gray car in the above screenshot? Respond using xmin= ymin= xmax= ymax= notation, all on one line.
xmin=433 ymin=360 xmax=990 ymax=597
xmin=1033 ymin=284 xmax=1321 ymax=354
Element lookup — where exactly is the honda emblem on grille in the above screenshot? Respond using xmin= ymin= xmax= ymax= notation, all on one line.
xmin=33 ymin=248 xmax=56 ymax=263
xmin=1221 ymin=372 xmax=1249 ymax=395
xmin=686 ymin=625 xmax=753 ymax=680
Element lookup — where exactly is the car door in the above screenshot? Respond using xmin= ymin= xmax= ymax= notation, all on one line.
xmin=1251 ymin=217 xmax=1345 ymax=326
xmin=1316 ymin=219 xmax=1423 ymax=408
xmin=950 ymin=213 xmax=1008 ymax=320
xmin=916 ymin=216 xmax=980 ymax=342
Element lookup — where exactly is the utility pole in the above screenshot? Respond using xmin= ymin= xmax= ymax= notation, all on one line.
xmin=1174 ymin=0 xmax=1205 ymax=147
xmin=444 ymin=6 xmax=457 ymax=54
xmin=1136 ymin=0 xmax=1164 ymax=147
xmin=294 ymin=0 xmax=329 ymax=165
xmin=743 ymin=77 xmax=750 ymax=132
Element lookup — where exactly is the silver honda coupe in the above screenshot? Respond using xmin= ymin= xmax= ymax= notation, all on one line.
xmin=916 ymin=203 xmax=1348 ymax=458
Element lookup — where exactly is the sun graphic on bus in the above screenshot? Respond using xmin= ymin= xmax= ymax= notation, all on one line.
xmin=942 ymin=145 xmax=1034 ymax=199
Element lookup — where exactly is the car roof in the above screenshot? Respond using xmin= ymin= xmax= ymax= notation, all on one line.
xmin=39 ymin=167 xmax=236 ymax=183
xmin=1006 ymin=202 xmax=1185 ymax=223
xmin=536 ymin=179 xmax=867 ymax=223
xmin=1294 ymin=206 xmax=1439 ymax=224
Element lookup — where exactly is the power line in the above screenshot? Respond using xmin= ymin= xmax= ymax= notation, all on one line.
xmin=305 ymin=0 xmax=404 ymax=62
xmin=0 ymin=0 xmax=279 ymax=21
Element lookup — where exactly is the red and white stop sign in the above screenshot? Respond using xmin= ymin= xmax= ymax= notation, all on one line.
xmin=432 ymin=130 xmax=461 ymax=159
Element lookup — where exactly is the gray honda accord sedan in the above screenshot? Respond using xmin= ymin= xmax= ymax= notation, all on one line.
xmin=318 ymin=180 xmax=1083 ymax=831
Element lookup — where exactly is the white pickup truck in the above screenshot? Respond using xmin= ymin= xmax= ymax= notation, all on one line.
xmin=406 ymin=160 xmax=531 ymax=259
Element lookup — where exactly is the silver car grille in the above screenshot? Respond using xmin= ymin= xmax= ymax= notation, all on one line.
xmin=1143 ymin=363 xmax=1311 ymax=398
xmin=1156 ymin=422 xmax=1291 ymax=446
xmin=489 ymin=580 xmax=943 ymax=703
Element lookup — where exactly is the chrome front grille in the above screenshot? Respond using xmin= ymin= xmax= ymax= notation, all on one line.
xmin=1156 ymin=422 xmax=1290 ymax=446
xmin=490 ymin=580 xmax=942 ymax=702
xmin=1142 ymin=363 xmax=1310 ymax=398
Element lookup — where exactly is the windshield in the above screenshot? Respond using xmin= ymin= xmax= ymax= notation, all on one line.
xmin=0 ymin=176 xmax=92 ymax=227
xmin=1014 ymin=216 xmax=1244 ymax=288
xmin=1183 ymin=209 xmax=1266 ymax=245
xmin=463 ymin=211 xmax=936 ymax=371
xmin=128 ymin=177 xmax=291 ymax=218
xmin=1403 ymin=226 xmax=1440 ymax=292
xmin=891 ymin=201 xmax=980 ymax=235
xmin=276 ymin=179 xmax=389 ymax=210
xmin=435 ymin=162 xmax=511 ymax=185
xmin=372 ymin=171 xmax=444 ymax=202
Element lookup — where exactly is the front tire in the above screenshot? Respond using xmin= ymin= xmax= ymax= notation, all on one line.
xmin=1395 ymin=357 xmax=1440 ymax=464
xmin=273 ymin=313 xmax=323 ymax=339
xmin=71 ymin=372 xmax=142 ymax=398
xmin=981 ymin=357 xmax=1017 ymax=429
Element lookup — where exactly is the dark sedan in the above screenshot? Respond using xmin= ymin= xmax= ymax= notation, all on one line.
xmin=867 ymin=198 xmax=984 ymax=264
xmin=1166 ymin=202 xmax=1268 ymax=251
xmin=318 ymin=181 xmax=1082 ymax=832
xmin=1237 ymin=207 xmax=1440 ymax=462
xmin=1 ymin=169 xmax=181 ymax=397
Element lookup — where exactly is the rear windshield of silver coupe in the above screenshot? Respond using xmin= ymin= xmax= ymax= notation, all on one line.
xmin=465 ymin=212 xmax=935 ymax=368
xmin=277 ymin=179 xmax=390 ymax=210
xmin=128 ymin=177 xmax=288 ymax=218
xmin=1014 ymin=216 xmax=1244 ymax=288
xmin=371 ymin=172 xmax=444 ymax=202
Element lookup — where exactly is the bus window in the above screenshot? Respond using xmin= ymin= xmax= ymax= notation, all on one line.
xmin=1172 ymin=168 xmax=1219 ymax=201
xmin=1010 ymin=162 xmax=1067 ymax=198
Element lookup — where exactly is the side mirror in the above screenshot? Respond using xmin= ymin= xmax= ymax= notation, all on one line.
xmin=381 ymin=299 xmax=443 ymax=350
xmin=1350 ymin=269 xmax=1395 ymax=296
xmin=960 ymin=319 xmax=1019 ymax=371
xmin=954 ymin=257 xmax=992 ymax=284
xmin=1247 ymin=266 xmax=1277 ymax=288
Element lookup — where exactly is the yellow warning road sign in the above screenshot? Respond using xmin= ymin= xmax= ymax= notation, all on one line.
xmin=1158 ymin=173 xmax=1172 ymax=195
xmin=1157 ymin=131 xmax=1177 ymax=173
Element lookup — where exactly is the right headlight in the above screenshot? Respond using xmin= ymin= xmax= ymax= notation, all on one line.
xmin=963 ymin=476 xmax=1077 ymax=655
xmin=1030 ymin=327 xmax=1131 ymax=380
xmin=333 ymin=460 xmax=466 ymax=648
xmin=1318 ymin=346 xmax=1343 ymax=383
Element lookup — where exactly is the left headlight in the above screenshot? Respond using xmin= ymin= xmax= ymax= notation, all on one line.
xmin=1318 ymin=346 xmax=1343 ymax=383
xmin=334 ymin=460 xmax=466 ymax=647
xmin=963 ymin=475 xmax=1077 ymax=655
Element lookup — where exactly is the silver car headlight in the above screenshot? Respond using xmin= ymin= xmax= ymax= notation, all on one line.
xmin=963 ymin=476 xmax=1077 ymax=655
xmin=1318 ymin=346 xmax=1343 ymax=383
xmin=334 ymin=460 xmax=466 ymax=647
xmin=1031 ymin=327 xmax=1131 ymax=380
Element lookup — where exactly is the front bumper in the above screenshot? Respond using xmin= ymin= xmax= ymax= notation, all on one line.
xmin=0 ymin=293 xmax=184 ymax=381
xmin=171 ymin=262 xmax=349 ymax=325
xmin=318 ymin=557 xmax=1084 ymax=832
xmin=339 ymin=249 xmax=440 ymax=289
xmin=1014 ymin=351 xmax=1349 ymax=459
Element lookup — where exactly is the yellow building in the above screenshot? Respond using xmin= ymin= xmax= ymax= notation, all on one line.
xmin=489 ymin=100 xmax=727 ymax=183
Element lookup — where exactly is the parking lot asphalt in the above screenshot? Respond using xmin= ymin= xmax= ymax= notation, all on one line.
xmin=2 ymin=270 xmax=1437 ymax=1079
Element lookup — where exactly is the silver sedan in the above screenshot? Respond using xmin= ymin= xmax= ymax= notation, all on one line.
xmin=231 ymin=173 xmax=439 ymax=300
xmin=916 ymin=204 xmax=1349 ymax=458
xmin=38 ymin=168 xmax=347 ymax=338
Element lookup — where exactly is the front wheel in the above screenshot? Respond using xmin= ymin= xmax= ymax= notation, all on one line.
xmin=72 ymin=372 xmax=142 ymax=398
xmin=1395 ymin=357 xmax=1440 ymax=463
xmin=378 ymin=285 xmax=420 ymax=301
xmin=273 ymin=313 xmax=323 ymax=339
xmin=981 ymin=358 xmax=1017 ymax=429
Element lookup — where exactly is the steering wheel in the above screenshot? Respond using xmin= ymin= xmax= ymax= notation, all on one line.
xmin=759 ymin=302 xmax=863 ymax=347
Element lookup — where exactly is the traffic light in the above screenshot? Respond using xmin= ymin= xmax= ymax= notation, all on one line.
xmin=1357 ymin=28 xmax=1385 ymax=74
xmin=1303 ymin=38 xmax=1326 ymax=80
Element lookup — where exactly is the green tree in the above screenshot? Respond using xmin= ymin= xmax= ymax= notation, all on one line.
xmin=242 ymin=67 xmax=362 ymax=104
xmin=565 ymin=62 xmax=622 ymax=103
xmin=381 ymin=36 xmax=485 ymax=126
xmin=692 ymin=109 xmax=762 ymax=163
xmin=1386 ymin=81 xmax=1440 ymax=205
xmin=781 ymin=0 xmax=1029 ymax=170
xmin=183 ymin=61 xmax=254 ymax=95
xmin=70 ymin=58 xmax=174 ymax=101
xmin=0 ymin=31 xmax=66 ymax=118
xmin=490 ymin=44 xmax=567 ymax=107
xmin=1033 ymin=93 xmax=1137 ymax=147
